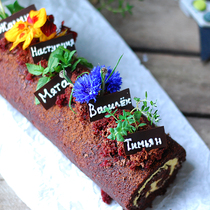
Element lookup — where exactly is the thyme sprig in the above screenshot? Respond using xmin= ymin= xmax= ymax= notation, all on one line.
xmin=103 ymin=92 xmax=160 ymax=142
xmin=90 ymin=0 xmax=143 ymax=17
xmin=133 ymin=91 xmax=160 ymax=125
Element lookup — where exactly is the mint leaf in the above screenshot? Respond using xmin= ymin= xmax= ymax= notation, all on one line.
xmin=6 ymin=4 xmax=14 ymax=14
xmin=36 ymin=77 xmax=50 ymax=105
xmin=78 ymin=57 xmax=93 ymax=68
xmin=26 ymin=63 xmax=44 ymax=76
xmin=42 ymin=67 xmax=50 ymax=75
xmin=36 ymin=77 xmax=51 ymax=91
xmin=66 ymin=50 xmax=76 ymax=63
xmin=48 ymin=47 xmax=63 ymax=72
xmin=6 ymin=1 xmax=24 ymax=14
xmin=53 ymin=54 xmax=67 ymax=64
xmin=71 ymin=59 xmax=81 ymax=72
xmin=14 ymin=0 xmax=24 ymax=12
xmin=35 ymin=77 xmax=51 ymax=105
xmin=35 ymin=97 xmax=40 ymax=105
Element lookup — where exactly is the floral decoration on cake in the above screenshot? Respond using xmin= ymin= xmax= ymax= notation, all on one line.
xmin=4 ymin=7 xmax=76 ymax=50
xmin=73 ymin=65 xmax=122 ymax=103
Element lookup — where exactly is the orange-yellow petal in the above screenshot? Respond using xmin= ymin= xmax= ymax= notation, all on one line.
xmin=22 ymin=30 xmax=35 ymax=50
xmin=56 ymin=29 xmax=68 ymax=38
xmin=5 ymin=21 xmax=27 ymax=42
xmin=27 ymin=8 xmax=47 ymax=28
xmin=32 ymin=28 xmax=43 ymax=38
xmin=9 ymin=30 xmax=29 ymax=51
xmin=39 ymin=31 xmax=56 ymax=42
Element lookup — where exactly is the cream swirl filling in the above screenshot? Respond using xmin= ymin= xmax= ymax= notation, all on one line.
xmin=133 ymin=158 xmax=178 ymax=207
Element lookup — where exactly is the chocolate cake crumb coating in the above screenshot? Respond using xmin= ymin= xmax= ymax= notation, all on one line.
xmin=0 ymin=39 xmax=186 ymax=210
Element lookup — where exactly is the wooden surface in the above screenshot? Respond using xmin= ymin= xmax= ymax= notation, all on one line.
xmin=1 ymin=0 xmax=210 ymax=209
xmin=0 ymin=174 xmax=29 ymax=210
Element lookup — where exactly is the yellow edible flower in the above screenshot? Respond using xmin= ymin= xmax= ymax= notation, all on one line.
xmin=5 ymin=8 xmax=47 ymax=50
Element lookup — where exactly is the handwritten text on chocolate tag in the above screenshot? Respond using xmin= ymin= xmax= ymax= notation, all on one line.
xmin=0 ymin=5 xmax=36 ymax=38
xmin=30 ymin=33 xmax=75 ymax=63
xmin=88 ymin=88 xmax=133 ymax=122
xmin=34 ymin=68 xmax=71 ymax=110
xmin=124 ymin=126 xmax=167 ymax=156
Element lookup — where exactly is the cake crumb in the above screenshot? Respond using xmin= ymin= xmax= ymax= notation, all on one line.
xmin=101 ymin=189 xmax=112 ymax=204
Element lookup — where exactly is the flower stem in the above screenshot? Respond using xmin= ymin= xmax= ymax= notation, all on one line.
xmin=68 ymin=72 xmax=90 ymax=114
xmin=0 ymin=0 xmax=7 ymax=20
xmin=69 ymin=88 xmax=76 ymax=114
xmin=100 ymin=67 xmax=107 ymax=96
xmin=60 ymin=69 xmax=73 ymax=85
xmin=105 ymin=54 xmax=123 ymax=83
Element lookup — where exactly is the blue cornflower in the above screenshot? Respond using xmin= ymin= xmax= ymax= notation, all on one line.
xmin=73 ymin=73 xmax=101 ymax=103
xmin=91 ymin=65 xmax=122 ymax=94
xmin=73 ymin=65 xmax=122 ymax=104
xmin=105 ymin=67 xmax=122 ymax=93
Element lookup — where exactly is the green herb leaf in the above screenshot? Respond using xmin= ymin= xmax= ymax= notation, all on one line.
xmin=13 ymin=0 xmax=24 ymax=12
xmin=53 ymin=54 xmax=67 ymax=64
xmin=35 ymin=77 xmax=51 ymax=105
xmin=78 ymin=57 xmax=93 ymax=68
xmin=71 ymin=59 xmax=81 ymax=72
xmin=42 ymin=67 xmax=50 ymax=76
xmin=66 ymin=50 xmax=77 ymax=63
xmin=64 ymin=51 xmax=69 ymax=63
xmin=36 ymin=77 xmax=51 ymax=91
xmin=0 ymin=11 xmax=8 ymax=19
xmin=108 ymin=133 xmax=116 ymax=140
xmin=134 ymin=111 xmax=142 ymax=122
xmin=26 ymin=63 xmax=44 ymax=76
xmin=138 ymin=123 xmax=146 ymax=127
xmin=53 ymin=65 xmax=62 ymax=73
xmin=134 ymin=97 xmax=140 ymax=103
xmin=6 ymin=0 xmax=24 ymax=14
xmin=35 ymin=97 xmax=40 ymax=105
xmin=102 ymin=107 xmax=111 ymax=113
xmin=6 ymin=3 xmax=15 ymax=14
xmin=103 ymin=92 xmax=161 ymax=142
xmin=144 ymin=106 xmax=149 ymax=112
xmin=116 ymin=133 xmax=124 ymax=142
xmin=48 ymin=47 xmax=63 ymax=72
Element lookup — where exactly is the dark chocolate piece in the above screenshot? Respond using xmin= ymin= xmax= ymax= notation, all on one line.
xmin=34 ymin=68 xmax=72 ymax=110
xmin=124 ymin=126 xmax=167 ymax=155
xmin=30 ymin=33 xmax=75 ymax=63
xmin=89 ymin=88 xmax=132 ymax=121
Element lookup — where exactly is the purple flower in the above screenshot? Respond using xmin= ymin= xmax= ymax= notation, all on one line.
xmin=73 ymin=73 xmax=101 ymax=103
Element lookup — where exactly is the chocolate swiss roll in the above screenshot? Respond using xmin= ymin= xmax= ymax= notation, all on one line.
xmin=0 ymin=39 xmax=186 ymax=210
xmin=0 ymin=4 xmax=186 ymax=209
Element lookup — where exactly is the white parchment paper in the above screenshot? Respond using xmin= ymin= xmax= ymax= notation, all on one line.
xmin=0 ymin=0 xmax=210 ymax=209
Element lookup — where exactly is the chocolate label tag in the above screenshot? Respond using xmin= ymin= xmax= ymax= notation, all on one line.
xmin=123 ymin=126 xmax=167 ymax=156
xmin=34 ymin=68 xmax=71 ymax=110
xmin=88 ymin=88 xmax=133 ymax=122
xmin=30 ymin=33 xmax=75 ymax=63
xmin=0 ymin=5 xmax=36 ymax=39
